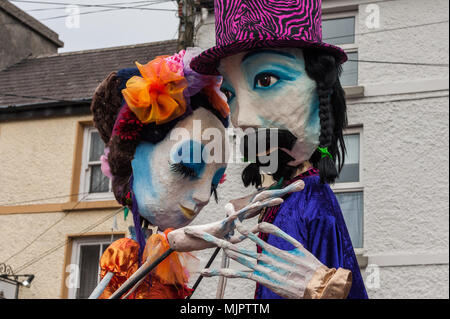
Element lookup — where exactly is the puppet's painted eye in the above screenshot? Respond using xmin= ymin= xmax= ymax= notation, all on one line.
xmin=170 ymin=140 xmax=205 ymax=179
xmin=170 ymin=163 xmax=197 ymax=178
xmin=254 ymin=73 xmax=279 ymax=89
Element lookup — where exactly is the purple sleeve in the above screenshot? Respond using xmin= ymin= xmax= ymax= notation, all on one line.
xmin=303 ymin=188 xmax=369 ymax=299
xmin=307 ymin=215 xmax=346 ymax=270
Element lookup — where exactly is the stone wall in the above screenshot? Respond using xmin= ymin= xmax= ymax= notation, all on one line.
xmin=0 ymin=8 xmax=60 ymax=70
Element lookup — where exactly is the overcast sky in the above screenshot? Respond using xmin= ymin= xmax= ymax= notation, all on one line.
xmin=11 ymin=0 xmax=179 ymax=52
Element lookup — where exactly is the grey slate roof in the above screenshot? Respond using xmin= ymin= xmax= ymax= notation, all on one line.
xmin=0 ymin=40 xmax=179 ymax=108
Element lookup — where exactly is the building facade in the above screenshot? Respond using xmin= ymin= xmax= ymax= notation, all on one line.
xmin=0 ymin=0 xmax=448 ymax=299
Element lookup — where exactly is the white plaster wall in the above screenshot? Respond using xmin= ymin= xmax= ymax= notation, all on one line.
xmin=0 ymin=115 xmax=92 ymax=205
xmin=363 ymin=265 xmax=449 ymax=299
xmin=349 ymin=95 xmax=449 ymax=255
xmin=357 ymin=0 xmax=449 ymax=85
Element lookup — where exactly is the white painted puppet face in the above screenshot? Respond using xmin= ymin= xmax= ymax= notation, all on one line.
xmin=131 ymin=108 xmax=227 ymax=231
xmin=219 ymin=48 xmax=320 ymax=165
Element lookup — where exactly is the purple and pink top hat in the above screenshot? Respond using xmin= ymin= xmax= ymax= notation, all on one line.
xmin=190 ymin=0 xmax=348 ymax=75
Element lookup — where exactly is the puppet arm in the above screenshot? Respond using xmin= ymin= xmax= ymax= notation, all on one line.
xmin=167 ymin=181 xmax=305 ymax=252
xmin=185 ymin=219 xmax=352 ymax=299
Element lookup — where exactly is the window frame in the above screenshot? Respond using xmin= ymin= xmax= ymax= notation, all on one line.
xmin=322 ymin=10 xmax=359 ymax=87
xmin=78 ymin=126 xmax=114 ymax=202
xmin=332 ymin=126 xmax=364 ymax=192
xmin=331 ymin=126 xmax=364 ymax=250
xmin=67 ymin=235 xmax=121 ymax=299
xmin=322 ymin=10 xmax=358 ymax=51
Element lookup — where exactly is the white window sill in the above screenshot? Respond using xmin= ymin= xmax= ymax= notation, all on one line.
xmin=344 ymin=85 xmax=365 ymax=99
xmin=355 ymin=248 xmax=368 ymax=268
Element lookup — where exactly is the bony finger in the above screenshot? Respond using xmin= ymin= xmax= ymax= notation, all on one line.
xmin=257 ymin=223 xmax=323 ymax=266
xmin=234 ymin=218 xmax=250 ymax=237
xmin=282 ymin=180 xmax=305 ymax=193
xmin=252 ymin=190 xmax=273 ymax=203
xmin=222 ymin=241 xmax=258 ymax=259
xmin=225 ymin=248 xmax=258 ymax=265
xmin=260 ymin=198 xmax=284 ymax=208
xmin=201 ymin=268 xmax=250 ymax=280
xmin=228 ymin=223 xmax=260 ymax=244
xmin=184 ymin=228 xmax=229 ymax=249
xmin=228 ymin=233 xmax=247 ymax=244
xmin=258 ymin=222 xmax=305 ymax=250
xmin=252 ymin=180 xmax=304 ymax=203
xmin=244 ymin=229 xmax=287 ymax=258
xmin=241 ymin=198 xmax=284 ymax=221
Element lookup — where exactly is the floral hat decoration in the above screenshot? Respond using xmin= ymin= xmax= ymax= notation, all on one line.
xmin=116 ymin=48 xmax=230 ymax=137
xmin=102 ymin=47 xmax=230 ymax=180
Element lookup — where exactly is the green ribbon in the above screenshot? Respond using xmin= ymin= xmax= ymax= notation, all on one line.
xmin=318 ymin=147 xmax=333 ymax=160
xmin=242 ymin=157 xmax=256 ymax=164
xmin=124 ymin=207 xmax=129 ymax=221
xmin=268 ymin=177 xmax=284 ymax=190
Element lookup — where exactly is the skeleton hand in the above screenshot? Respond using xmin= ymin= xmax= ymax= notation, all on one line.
xmin=167 ymin=181 xmax=304 ymax=252
xmin=185 ymin=219 xmax=352 ymax=299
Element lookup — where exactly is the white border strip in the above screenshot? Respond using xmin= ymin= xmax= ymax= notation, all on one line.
xmin=363 ymin=78 xmax=449 ymax=97
xmin=368 ymin=252 xmax=449 ymax=267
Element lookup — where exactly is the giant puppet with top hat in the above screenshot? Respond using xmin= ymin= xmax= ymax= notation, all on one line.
xmin=190 ymin=0 xmax=369 ymax=299
xmin=87 ymin=0 xmax=368 ymax=300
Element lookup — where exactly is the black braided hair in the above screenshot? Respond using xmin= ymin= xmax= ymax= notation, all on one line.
xmin=304 ymin=49 xmax=348 ymax=184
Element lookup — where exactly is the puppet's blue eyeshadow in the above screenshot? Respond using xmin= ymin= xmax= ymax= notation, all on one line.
xmin=305 ymin=93 xmax=320 ymax=136
xmin=241 ymin=51 xmax=303 ymax=91
xmin=171 ymin=140 xmax=206 ymax=178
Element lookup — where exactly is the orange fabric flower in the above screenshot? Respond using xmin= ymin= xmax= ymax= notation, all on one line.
xmin=122 ymin=57 xmax=188 ymax=125
xmin=132 ymin=274 xmax=193 ymax=299
xmin=100 ymin=238 xmax=139 ymax=279
xmin=99 ymin=238 xmax=140 ymax=299
xmin=142 ymin=228 xmax=198 ymax=287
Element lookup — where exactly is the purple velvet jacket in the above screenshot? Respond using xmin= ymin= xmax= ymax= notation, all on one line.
xmin=255 ymin=169 xmax=368 ymax=299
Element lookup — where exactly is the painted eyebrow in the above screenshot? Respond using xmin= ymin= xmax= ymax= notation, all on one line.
xmin=242 ymin=50 xmax=296 ymax=63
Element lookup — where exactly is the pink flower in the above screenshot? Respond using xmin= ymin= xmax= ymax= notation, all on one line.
xmin=100 ymin=147 xmax=113 ymax=180
xmin=164 ymin=50 xmax=186 ymax=76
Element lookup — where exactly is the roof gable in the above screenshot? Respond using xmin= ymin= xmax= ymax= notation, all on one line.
xmin=0 ymin=0 xmax=63 ymax=47
xmin=0 ymin=40 xmax=179 ymax=108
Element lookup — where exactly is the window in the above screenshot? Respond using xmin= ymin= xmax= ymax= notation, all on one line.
xmin=333 ymin=128 xmax=364 ymax=248
xmin=323 ymin=16 xmax=355 ymax=45
xmin=322 ymin=13 xmax=359 ymax=87
xmin=68 ymin=235 xmax=123 ymax=299
xmin=79 ymin=127 xmax=114 ymax=201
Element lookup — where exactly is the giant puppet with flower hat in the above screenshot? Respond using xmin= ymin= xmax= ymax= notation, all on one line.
xmin=86 ymin=40 xmax=361 ymax=299
xmin=87 ymin=47 xmax=292 ymax=299
xmin=189 ymin=0 xmax=369 ymax=299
